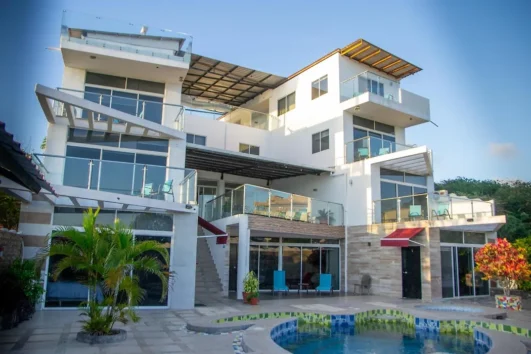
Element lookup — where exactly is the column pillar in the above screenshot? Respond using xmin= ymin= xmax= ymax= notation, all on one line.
xmin=169 ymin=212 xmax=198 ymax=309
xmin=236 ymin=216 xmax=249 ymax=300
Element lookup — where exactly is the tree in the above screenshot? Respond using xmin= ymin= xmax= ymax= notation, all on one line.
xmin=474 ymin=238 xmax=531 ymax=296
xmin=40 ymin=137 xmax=46 ymax=151
xmin=42 ymin=208 xmax=170 ymax=335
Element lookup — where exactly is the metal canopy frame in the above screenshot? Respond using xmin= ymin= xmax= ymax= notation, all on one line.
xmin=182 ymin=54 xmax=286 ymax=106
xmin=340 ymin=39 xmax=422 ymax=80
xmin=185 ymin=145 xmax=330 ymax=180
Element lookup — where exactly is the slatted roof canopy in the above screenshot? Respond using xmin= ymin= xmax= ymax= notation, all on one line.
xmin=182 ymin=54 xmax=286 ymax=106
xmin=186 ymin=145 xmax=330 ymax=180
xmin=340 ymin=39 xmax=422 ymax=80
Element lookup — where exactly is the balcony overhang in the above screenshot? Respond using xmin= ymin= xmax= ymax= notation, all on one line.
xmin=61 ymin=36 xmax=189 ymax=84
xmin=436 ymin=215 xmax=506 ymax=232
xmin=186 ymin=145 xmax=331 ymax=180
xmin=33 ymin=184 xmax=197 ymax=214
xmin=341 ymin=92 xmax=429 ymax=128
xmin=370 ymin=146 xmax=432 ymax=176
xmin=35 ymin=84 xmax=185 ymax=140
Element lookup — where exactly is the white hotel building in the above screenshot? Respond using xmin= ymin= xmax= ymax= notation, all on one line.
xmin=9 ymin=12 xmax=505 ymax=309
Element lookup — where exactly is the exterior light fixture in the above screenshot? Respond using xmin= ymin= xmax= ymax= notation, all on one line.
xmin=140 ymin=26 xmax=148 ymax=35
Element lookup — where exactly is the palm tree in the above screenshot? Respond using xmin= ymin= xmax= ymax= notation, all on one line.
xmin=42 ymin=208 xmax=170 ymax=335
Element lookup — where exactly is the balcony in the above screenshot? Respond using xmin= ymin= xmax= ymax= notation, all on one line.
xmin=33 ymin=153 xmax=197 ymax=205
xmin=182 ymin=97 xmax=280 ymax=131
xmin=204 ymin=184 xmax=344 ymax=226
xmin=340 ymin=71 xmax=430 ymax=127
xmin=60 ymin=11 xmax=192 ymax=82
xmin=53 ymin=88 xmax=185 ymax=130
xmin=345 ymin=136 xmax=415 ymax=163
xmin=373 ymin=193 xmax=495 ymax=224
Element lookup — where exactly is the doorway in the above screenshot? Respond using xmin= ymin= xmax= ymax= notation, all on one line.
xmin=401 ymin=246 xmax=421 ymax=299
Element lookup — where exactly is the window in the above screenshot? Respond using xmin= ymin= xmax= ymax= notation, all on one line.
xmin=312 ymin=130 xmax=330 ymax=154
xmin=381 ymin=168 xmax=427 ymax=186
xmin=368 ymin=79 xmax=384 ymax=96
xmin=186 ymin=134 xmax=206 ymax=146
xmin=239 ymin=143 xmax=259 ymax=155
xmin=311 ymin=75 xmax=328 ymax=100
xmin=277 ymin=92 xmax=296 ymax=115
xmin=85 ymin=72 xmax=126 ymax=89
xmin=68 ymin=129 xmax=169 ymax=153
xmin=86 ymin=72 xmax=165 ymax=95
xmin=353 ymin=116 xmax=395 ymax=135
xmin=126 ymin=78 xmax=165 ymax=94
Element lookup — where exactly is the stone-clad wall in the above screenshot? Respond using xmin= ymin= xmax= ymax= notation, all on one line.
xmin=248 ymin=215 xmax=344 ymax=238
xmin=346 ymin=221 xmax=440 ymax=301
xmin=0 ymin=230 xmax=24 ymax=270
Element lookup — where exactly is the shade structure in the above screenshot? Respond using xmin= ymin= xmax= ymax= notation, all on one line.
xmin=381 ymin=228 xmax=424 ymax=247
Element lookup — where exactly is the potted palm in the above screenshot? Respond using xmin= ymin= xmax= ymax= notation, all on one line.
xmin=317 ymin=209 xmax=335 ymax=225
xmin=242 ymin=271 xmax=259 ymax=304
xmin=475 ymin=238 xmax=531 ymax=310
xmin=40 ymin=208 xmax=170 ymax=343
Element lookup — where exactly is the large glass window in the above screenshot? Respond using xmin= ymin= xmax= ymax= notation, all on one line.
xmin=440 ymin=246 xmax=454 ymax=298
xmin=186 ymin=134 xmax=206 ymax=146
xmin=64 ymin=146 xmax=100 ymax=189
xmin=239 ymin=143 xmax=259 ymax=155
xmin=68 ymin=128 xmax=169 ymax=153
xmin=135 ymin=235 xmax=171 ymax=306
xmin=86 ymin=72 xmax=126 ymax=88
xmin=282 ymin=245 xmax=301 ymax=290
xmin=120 ymin=135 xmax=169 ymax=152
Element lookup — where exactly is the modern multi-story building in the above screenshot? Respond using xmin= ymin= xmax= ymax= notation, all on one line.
xmin=11 ymin=11 xmax=506 ymax=310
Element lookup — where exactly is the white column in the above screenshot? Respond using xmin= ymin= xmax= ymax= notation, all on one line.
xmin=217 ymin=179 xmax=226 ymax=196
xmin=169 ymin=212 xmax=198 ymax=309
xmin=236 ymin=216 xmax=250 ymax=300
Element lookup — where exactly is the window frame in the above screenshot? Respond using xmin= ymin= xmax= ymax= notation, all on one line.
xmin=311 ymin=75 xmax=328 ymax=100
xmin=239 ymin=143 xmax=260 ymax=155
xmin=312 ymin=129 xmax=330 ymax=154
xmin=186 ymin=133 xmax=207 ymax=146
xmin=277 ymin=92 xmax=296 ymax=115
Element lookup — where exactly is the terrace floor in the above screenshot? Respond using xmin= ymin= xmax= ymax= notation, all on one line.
xmin=1 ymin=295 xmax=530 ymax=354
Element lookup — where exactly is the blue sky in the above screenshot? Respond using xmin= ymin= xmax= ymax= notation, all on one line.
xmin=1 ymin=0 xmax=530 ymax=182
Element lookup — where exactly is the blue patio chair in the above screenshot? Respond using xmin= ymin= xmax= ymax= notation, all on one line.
xmin=379 ymin=147 xmax=390 ymax=155
xmin=432 ymin=203 xmax=451 ymax=220
xmin=143 ymin=183 xmax=156 ymax=198
xmin=357 ymin=147 xmax=369 ymax=160
xmin=273 ymin=270 xmax=289 ymax=295
xmin=409 ymin=205 xmax=422 ymax=220
xmin=159 ymin=180 xmax=174 ymax=201
xmin=316 ymin=274 xmax=333 ymax=295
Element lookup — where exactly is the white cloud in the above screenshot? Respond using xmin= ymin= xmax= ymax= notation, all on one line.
xmin=489 ymin=143 xmax=518 ymax=158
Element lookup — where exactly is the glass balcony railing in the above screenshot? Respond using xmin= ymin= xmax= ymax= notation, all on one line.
xmin=345 ymin=136 xmax=414 ymax=163
xmin=340 ymin=71 xmax=400 ymax=103
xmin=372 ymin=193 xmax=495 ymax=224
xmin=204 ymin=184 xmax=344 ymax=226
xmin=33 ymin=154 xmax=197 ymax=205
xmin=61 ymin=10 xmax=193 ymax=63
xmin=182 ymin=97 xmax=280 ymax=131
xmin=53 ymin=88 xmax=185 ymax=131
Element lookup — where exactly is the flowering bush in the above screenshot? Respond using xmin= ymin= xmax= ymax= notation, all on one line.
xmin=475 ymin=238 xmax=531 ymax=296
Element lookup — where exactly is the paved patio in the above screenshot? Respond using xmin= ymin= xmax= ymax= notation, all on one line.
xmin=1 ymin=294 xmax=530 ymax=354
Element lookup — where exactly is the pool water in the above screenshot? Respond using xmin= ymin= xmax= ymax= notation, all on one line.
xmin=275 ymin=322 xmax=489 ymax=354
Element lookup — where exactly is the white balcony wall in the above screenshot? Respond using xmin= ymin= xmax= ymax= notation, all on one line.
xmin=399 ymin=89 xmax=430 ymax=121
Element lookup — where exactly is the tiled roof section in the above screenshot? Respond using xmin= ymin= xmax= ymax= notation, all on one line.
xmin=0 ymin=121 xmax=56 ymax=195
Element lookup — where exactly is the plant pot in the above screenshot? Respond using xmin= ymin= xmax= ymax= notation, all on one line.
xmin=249 ymin=297 xmax=259 ymax=305
xmin=495 ymin=295 xmax=522 ymax=311
xmin=76 ymin=329 xmax=127 ymax=344
xmin=242 ymin=292 xmax=249 ymax=303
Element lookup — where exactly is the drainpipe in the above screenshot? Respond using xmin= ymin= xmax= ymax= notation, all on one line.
xmin=344 ymin=172 xmax=348 ymax=294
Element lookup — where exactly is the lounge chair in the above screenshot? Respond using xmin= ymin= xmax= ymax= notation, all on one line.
xmin=316 ymin=274 xmax=333 ymax=295
xmin=409 ymin=205 xmax=422 ymax=220
xmin=357 ymin=147 xmax=369 ymax=160
xmin=159 ymin=180 xmax=174 ymax=201
xmin=142 ymin=183 xmax=156 ymax=198
xmin=354 ymin=274 xmax=372 ymax=295
xmin=379 ymin=147 xmax=390 ymax=155
xmin=432 ymin=203 xmax=451 ymax=220
xmin=272 ymin=270 xmax=289 ymax=295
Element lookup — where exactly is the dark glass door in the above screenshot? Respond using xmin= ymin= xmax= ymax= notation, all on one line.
xmin=229 ymin=239 xmax=238 ymax=292
xmin=402 ymin=247 xmax=421 ymax=299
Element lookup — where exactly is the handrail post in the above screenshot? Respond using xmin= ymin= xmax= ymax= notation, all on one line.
xmin=268 ymin=191 xmax=271 ymax=217
xmin=290 ymin=194 xmax=293 ymax=220
xmin=368 ymin=136 xmax=371 ymax=158
xmin=471 ymin=200 xmax=474 ymax=218
xmin=426 ymin=194 xmax=430 ymax=220
xmin=87 ymin=160 xmax=93 ymax=189
xmin=230 ymin=189 xmax=234 ymax=217
xmin=141 ymin=165 xmax=147 ymax=197
xmin=397 ymin=198 xmax=401 ymax=222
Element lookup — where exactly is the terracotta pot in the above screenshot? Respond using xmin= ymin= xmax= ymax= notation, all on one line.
xmin=242 ymin=292 xmax=249 ymax=303
xmin=495 ymin=294 xmax=522 ymax=311
xmin=249 ymin=297 xmax=259 ymax=305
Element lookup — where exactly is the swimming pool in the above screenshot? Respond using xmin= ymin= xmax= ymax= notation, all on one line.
xmin=274 ymin=322 xmax=490 ymax=354
xmin=415 ymin=304 xmax=485 ymax=313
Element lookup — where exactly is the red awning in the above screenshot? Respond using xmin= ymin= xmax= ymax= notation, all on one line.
xmin=381 ymin=228 xmax=424 ymax=247
xmin=198 ymin=216 xmax=228 ymax=244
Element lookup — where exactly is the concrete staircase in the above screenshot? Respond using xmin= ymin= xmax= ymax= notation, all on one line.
xmin=195 ymin=235 xmax=223 ymax=303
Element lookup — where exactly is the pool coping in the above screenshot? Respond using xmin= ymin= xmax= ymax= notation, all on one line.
xmin=186 ymin=307 xmax=531 ymax=354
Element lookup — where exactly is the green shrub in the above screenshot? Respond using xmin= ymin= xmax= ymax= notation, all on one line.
xmin=515 ymin=236 xmax=531 ymax=291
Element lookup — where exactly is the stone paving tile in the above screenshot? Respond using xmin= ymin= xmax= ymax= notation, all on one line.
xmin=27 ymin=333 xmax=62 ymax=342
